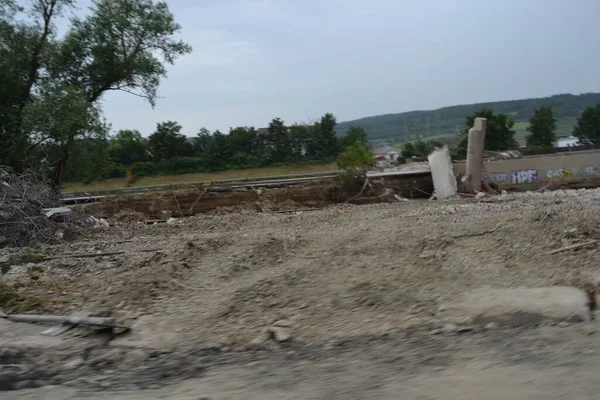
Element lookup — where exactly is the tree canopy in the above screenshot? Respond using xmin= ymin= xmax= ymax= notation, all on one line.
xmin=337 ymin=141 xmax=375 ymax=178
xmin=525 ymin=106 xmax=557 ymax=150
xmin=452 ymin=109 xmax=518 ymax=157
xmin=0 ymin=0 xmax=191 ymax=184
xmin=398 ymin=139 xmax=442 ymax=164
xmin=573 ymin=104 xmax=600 ymax=145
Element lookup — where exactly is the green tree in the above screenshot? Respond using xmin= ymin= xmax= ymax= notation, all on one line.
xmin=148 ymin=121 xmax=190 ymax=160
xmin=0 ymin=0 xmax=75 ymax=170
xmin=337 ymin=140 xmax=376 ymax=178
xmin=453 ymin=109 xmax=518 ymax=157
xmin=0 ymin=0 xmax=191 ymax=183
xmin=307 ymin=113 xmax=338 ymax=159
xmin=398 ymin=139 xmax=440 ymax=163
xmin=228 ymin=127 xmax=259 ymax=167
xmin=526 ymin=106 xmax=557 ymax=150
xmin=64 ymin=136 xmax=111 ymax=183
xmin=206 ymin=130 xmax=233 ymax=169
xmin=340 ymin=125 xmax=368 ymax=149
xmin=192 ymin=127 xmax=212 ymax=156
xmin=56 ymin=0 xmax=192 ymax=106
xmin=289 ymin=123 xmax=311 ymax=158
xmin=108 ymin=129 xmax=149 ymax=165
xmin=21 ymin=85 xmax=108 ymax=184
xmin=267 ymin=118 xmax=293 ymax=163
xmin=573 ymin=104 xmax=600 ymax=145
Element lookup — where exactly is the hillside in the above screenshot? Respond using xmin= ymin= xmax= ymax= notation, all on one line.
xmin=336 ymin=93 xmax=600 ymax=145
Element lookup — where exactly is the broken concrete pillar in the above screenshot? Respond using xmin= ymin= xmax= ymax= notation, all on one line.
xmin=463 ymin=117 xmax=487 ymax=193
xmin=428 ymin=146 xmax=457 ymax=199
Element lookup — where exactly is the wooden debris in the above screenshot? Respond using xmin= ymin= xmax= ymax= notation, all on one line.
xmin=452 ymin=224 xmax=502 ymax=238
xmin=542 ymin=240 xmax=599 ymax=255
xmin=1 ymin=313 xmax=116 ymax=327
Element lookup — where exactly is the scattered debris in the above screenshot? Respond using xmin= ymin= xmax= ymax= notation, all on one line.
xmin=0 ymin=168 xmax=63 ymax=248
xmin=41 ymin=207 xmax=72 ymax=218
xmin=267 ymin=326 xmax=292 ymax=343
xmin=474 ymin=192 xmax=486 ymax=201
xmin=394 ymin=194 xmax=409 ymax=202
xmin=87 ymin=216 xmax=110 ymax=228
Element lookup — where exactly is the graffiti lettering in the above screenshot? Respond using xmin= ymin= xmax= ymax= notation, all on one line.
xmin=546 ymin=168 xmax=573 ymax=179
xmin=579 ymin=165 xmax=600 ymax=175
xmin=511 ymin=169 xmax=538 ymax=184
xmin=486 ymin=173 xmax=510 ymax=183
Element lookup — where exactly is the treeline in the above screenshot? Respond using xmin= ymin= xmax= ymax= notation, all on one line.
xmin=398 ymin=103 xmax=600 ymax=162
xmin=336 ymin=93 xmax=600 ymax=143
xmin=63 ymin=114 xmax=370 ymax=183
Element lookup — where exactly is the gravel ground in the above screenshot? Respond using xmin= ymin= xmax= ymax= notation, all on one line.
xmin=2 ymin=188 xmax=600 ymax=349
xmin=1 ymin=188 xmax=600 ymax=397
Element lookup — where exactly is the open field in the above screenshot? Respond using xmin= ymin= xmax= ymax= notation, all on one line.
xmin=62 ymin=163 xmax=338 ymax=192
xmin=2 ymin=188 xmax=600 ymax=398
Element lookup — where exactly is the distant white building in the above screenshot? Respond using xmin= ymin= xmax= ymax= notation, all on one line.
xmin=555 ymin=136 xmax=580 ymax=148
xmin=373 ymin=145 xmax=401 ymax=169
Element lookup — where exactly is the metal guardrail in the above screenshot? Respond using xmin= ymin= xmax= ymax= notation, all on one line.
xmin=62 ymin=170 xmax=344 ymax=199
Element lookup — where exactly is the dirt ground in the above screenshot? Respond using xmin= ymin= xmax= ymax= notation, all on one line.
xmin=1 ymin=188 xmax=600 ymax=398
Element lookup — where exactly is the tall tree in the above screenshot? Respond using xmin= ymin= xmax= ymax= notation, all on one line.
xmin=573 ymin=104 xmax=600 ymax=145
xmin=108 ymin=129 xmax=149 ymax=165
xmin=64 ymin=136 xmax=111 ymax=183
xmin=307 ymin=113 xmax=338 ymax=159
xmin=228 ymin=127 xmax=259 ymax=167
xmin=267 ymin=118 xmax=293 ymax=163
xmin=56 ymin=0 xmax=192 ymax=105
xmin=21 ymin=85 xmax=108 ymax=184
xmin=526 ymin=106 xmax=557 ymax=149
xmin=192 ymin=127 xmax=212 ymax=156
xmin=453 ymin=109 xmax=518 ymax=157
xmin=148 ymin=121 xmax=190 ymax=160
xmin=340 ymin=125 xmax=368 ymax=150
xmin=0 ymin=0 xmax=74 ymax=170
xmin=0 ymin=0 xmax=191 ymax=183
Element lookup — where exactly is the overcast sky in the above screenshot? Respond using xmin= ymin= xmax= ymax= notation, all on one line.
xmin=97 ymin=0 xmax=599 ymax=136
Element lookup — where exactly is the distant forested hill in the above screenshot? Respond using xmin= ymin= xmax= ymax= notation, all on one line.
xmin=336 ymin=93 xmax=600 ymax=145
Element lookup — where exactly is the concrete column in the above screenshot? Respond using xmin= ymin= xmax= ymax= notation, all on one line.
xmin=463 ymin=118 xmax=487 ymax=193
xmin=428 ymin=145 xmax=457 ymax=199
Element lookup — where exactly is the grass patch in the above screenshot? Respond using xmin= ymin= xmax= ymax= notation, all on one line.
xmin=62 ymin=162 xmax=338 ymax=192
xmin=0 ymin=281 xmax=43 ymax=314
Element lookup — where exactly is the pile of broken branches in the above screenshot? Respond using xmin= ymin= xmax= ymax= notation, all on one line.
xmin=0 ymin=167 xmax=63 ymax=248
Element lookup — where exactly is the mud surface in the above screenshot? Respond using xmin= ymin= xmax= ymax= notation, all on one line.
xmin=1 ymin=188 xmax=600 ymax=398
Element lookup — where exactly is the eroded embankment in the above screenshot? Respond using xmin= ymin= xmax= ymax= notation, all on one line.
xmin=83 ymin=175 xmax=434 ymax=219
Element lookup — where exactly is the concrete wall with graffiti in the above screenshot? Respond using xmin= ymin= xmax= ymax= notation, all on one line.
xmin=453 ymin=149 xmax=600 ymax=185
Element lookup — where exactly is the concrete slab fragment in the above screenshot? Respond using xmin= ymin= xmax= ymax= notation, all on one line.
xmin=428 ymin=146 xmax=457 ymax=199
xmin=437 ymin=287 xmax=590 ymax=325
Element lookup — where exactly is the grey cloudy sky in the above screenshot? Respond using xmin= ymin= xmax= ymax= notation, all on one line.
xmin=99 ymin=0 xmax=600 ymax=136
